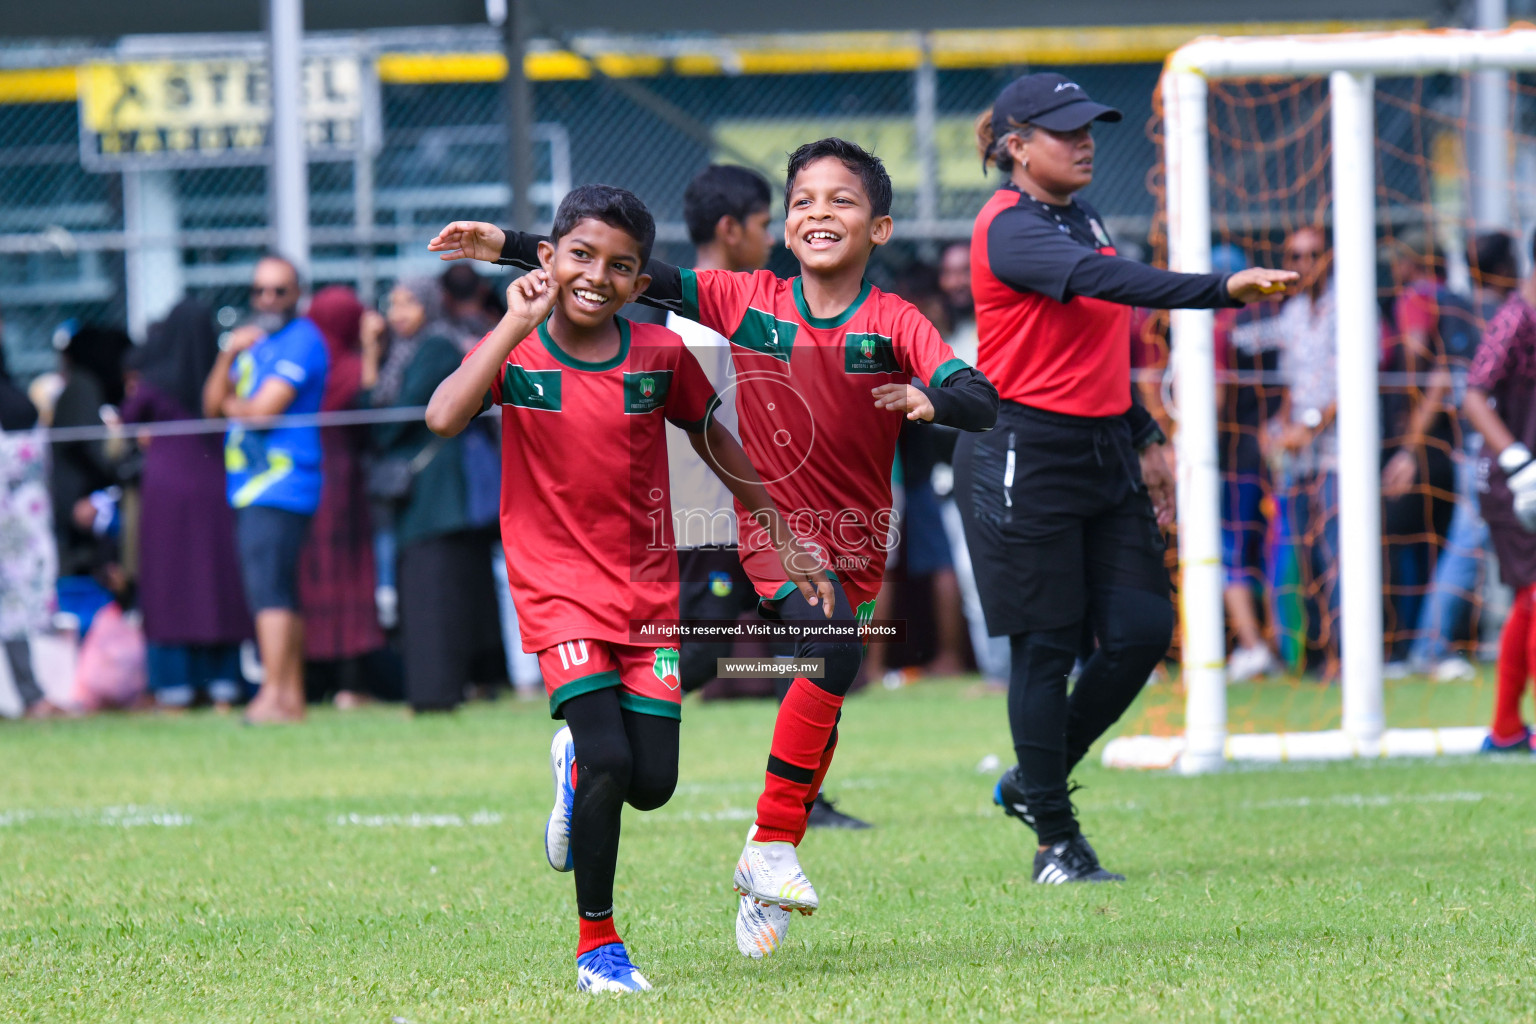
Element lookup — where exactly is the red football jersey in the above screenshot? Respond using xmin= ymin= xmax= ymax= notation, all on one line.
xmin=679 ymin=269 xmax=969 ymax=601
xmin=473 ymin=318 xmax=718 ymax=652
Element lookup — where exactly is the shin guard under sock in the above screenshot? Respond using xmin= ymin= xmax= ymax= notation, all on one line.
xmin=755 ymin=678 xmax=842 ymax=844
xmin=793 ymin=723 xmax=840 ymax=845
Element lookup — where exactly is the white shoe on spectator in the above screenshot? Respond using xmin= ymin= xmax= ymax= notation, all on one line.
xmin=1432 ymin=656 xmax=1478 ymax=683
xmin=1382 ymin=661 xmax=1412 ymax=680
xmin=1227 ymin=645 xmax=1276 ymax=682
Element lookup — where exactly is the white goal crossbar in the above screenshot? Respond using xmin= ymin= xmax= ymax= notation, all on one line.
xmin=1103 ymin=29 xmax=1536 ymax=773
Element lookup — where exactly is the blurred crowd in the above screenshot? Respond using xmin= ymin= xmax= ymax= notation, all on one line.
xmin=1139 ymin=226 xmax=1518 ymax=684
xmin=0 ymin=222 xmax=1515 ymax=720
xmin=0 ymin=260 xmax=525 ymax=719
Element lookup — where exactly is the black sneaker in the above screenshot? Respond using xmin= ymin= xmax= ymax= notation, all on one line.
xmin=993 ymin=766 xmax=1035 ymax=828
xmin=806 ymin=794 xmax=873 ymax=830
xmin=1032 ymin=835 xmax=1124 ymax=884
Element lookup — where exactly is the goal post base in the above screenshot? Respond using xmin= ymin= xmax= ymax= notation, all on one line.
xmin=1102 ymin=727 xmax=1490 ymax=771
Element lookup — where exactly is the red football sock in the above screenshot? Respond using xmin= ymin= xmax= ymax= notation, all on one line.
xmin=1492 ymin=584 xmax=1534 ymax=742
xmin=794 ymin=728 xmax=839 ymax=846
xmin=577 ymin=915 xmax=621 ymax=956
xmin=755 ymin=678 xmax=843 ymax=844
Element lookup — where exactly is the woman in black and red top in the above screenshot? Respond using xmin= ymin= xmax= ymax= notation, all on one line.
xmin=958 ymin=73 xmax=1295 ymax=884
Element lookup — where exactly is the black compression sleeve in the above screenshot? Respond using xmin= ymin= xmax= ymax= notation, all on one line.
xmin=494 ymin=229 xmax=543 ymax=270
xmin=916 ymin=367 xmax=998 ymax=432
xmin=495 ymin=228 xmax=687 ymax=312
xmin=637 ymin=261 xmax=685 ymax=313
xmin=1064 ymin=253 xmax=1239 ymax=309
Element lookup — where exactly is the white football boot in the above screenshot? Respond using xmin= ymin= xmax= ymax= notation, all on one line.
xmin=732 ymin=825 xmax=818 ymax=914
xmin=735 ymin=893 xmax=792 ymax=958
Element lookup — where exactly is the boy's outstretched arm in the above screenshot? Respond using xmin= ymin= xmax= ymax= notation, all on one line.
xmin=426 ymin=270 xmax=556 ymax=437
xmin=429 ymin=221 xmax=688 ymax=314
xmin=871 ymin=367 xmax=999 ymax=432
xmin=689 ymin=419 xmax=836 ymax=618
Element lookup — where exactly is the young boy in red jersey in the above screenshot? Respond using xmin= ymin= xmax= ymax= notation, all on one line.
xmin=426 ymin=184 xmax=830 ymax=993
xmin=430 ymin=140 xmax=998 ymax=958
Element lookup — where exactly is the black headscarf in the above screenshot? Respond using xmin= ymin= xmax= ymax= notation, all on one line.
xmin=135 ymin=299 xmax=219 ymax=415
xmin=61 ymin=325 xmax=132 ymax=407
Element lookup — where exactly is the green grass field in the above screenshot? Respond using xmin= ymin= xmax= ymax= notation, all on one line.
xmin=4 ymin=677 xmax=1534 ymax=1023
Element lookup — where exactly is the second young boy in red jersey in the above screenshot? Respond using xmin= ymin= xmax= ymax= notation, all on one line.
xmin=427 ymin=184 xmax=828 ymax=992
xmin=430 ymin=140 xmax=998 ymax=958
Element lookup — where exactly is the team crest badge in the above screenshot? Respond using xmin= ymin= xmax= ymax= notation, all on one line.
xmin=640 ymin=376 xmax=655 ymax=398
xmin=652 ymin=647 xmax=680 ymax=691
xmin=860 ymin=336 xmax=875 ymax=359
xmin=708 ymin=571 xmax=733 ymax=598
xmin=854 ymin=599 xmax=877 ymax=643
xmin=1090 ymin=218 xmax=1111 ymax=248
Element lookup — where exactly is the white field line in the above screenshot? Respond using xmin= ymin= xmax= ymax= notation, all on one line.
xmin=0 ymin=804 xmax=191 ymax=827
xmin=1089 ymin=790 xmax=1491 ymax=816
xmin=332 ymin=810 xmax=503 ymax=828
xmin=1246 ymin=791 xmax=1486 ymax=810
xmin=963 ymin=790 xmax=1491 ymax=820
xmin=1 ymin=805 xmax=506 ymax=829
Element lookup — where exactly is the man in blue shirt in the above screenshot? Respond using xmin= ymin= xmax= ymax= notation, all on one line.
xmin=203 ymin=254 xmax=329 ymax=724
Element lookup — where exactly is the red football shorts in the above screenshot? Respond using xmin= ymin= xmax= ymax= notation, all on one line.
xmin=537 ymin=639 xmax=682 ymax=721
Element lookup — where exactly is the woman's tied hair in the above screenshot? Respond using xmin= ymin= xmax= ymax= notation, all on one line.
xmin=975 ymin=109 xmax=1036 ymax=174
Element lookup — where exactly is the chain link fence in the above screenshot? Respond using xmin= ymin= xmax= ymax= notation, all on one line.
xmin=0 ymin=28 xmax=1166 ymax=377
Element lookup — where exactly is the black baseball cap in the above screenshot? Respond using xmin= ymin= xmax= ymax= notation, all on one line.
xmin=992 ymin=73 xmax=1122 ymax=135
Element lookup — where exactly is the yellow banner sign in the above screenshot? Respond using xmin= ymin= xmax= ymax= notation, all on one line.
xmin=715 ymin=116 xmax=986 ymax=194
xmin=79 ymin=56 xmax=362 ymax=166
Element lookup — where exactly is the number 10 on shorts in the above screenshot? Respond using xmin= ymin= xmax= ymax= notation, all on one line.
xmin=555 ymin=640 xmax=590 ymax=671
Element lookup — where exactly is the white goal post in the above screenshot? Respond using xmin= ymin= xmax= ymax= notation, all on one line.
xmin=1102 ymin=28 xmax=1536 ymax=773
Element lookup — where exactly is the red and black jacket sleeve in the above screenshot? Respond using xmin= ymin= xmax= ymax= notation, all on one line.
xmin=984 ymin=199 xmax=1241 ymax=310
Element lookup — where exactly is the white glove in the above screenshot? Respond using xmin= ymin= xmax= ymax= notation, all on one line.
xmin=1499 ymin=443 xmax=1536 ymax=532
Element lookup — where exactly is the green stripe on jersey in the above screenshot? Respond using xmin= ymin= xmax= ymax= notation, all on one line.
xmin=668 ymin=392 xmax=721 ymax=434
xmin=501 ymin=364 xmax=563 ymax=411
xmin=539 ymin=317 xmax=631 ymax=372
xmin=680 ymin=267 xmax=701 ymax=323
xmin=731 ymin=307 xmax=797 ymax=363
xmin=929 ymin=357 xmax=968 ymax=388
xmin=793 ymin=277 xmax=871 ymax=329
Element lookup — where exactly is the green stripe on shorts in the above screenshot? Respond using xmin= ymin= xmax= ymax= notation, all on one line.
xmin=616 ymin=692 xmax=682 ymax=721
xmin=548 ymin=669 xmax=620 ymax=719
